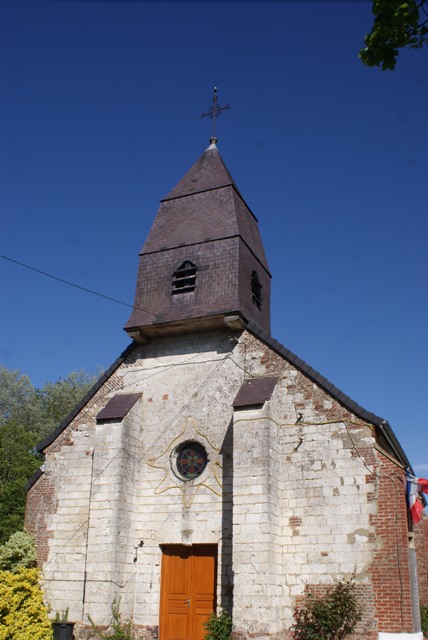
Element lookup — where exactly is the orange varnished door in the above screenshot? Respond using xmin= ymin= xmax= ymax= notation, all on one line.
xmin=190 ymin=548 xmax=217 ymax=640
xmin=160 ymin=545 xmax=217 ymax=640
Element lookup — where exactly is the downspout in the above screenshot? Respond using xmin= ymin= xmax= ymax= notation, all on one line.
xmin=408 ymin=533 xmax=422 ymax=632
xmin=82 ymin=448 xmax=95 ymax=622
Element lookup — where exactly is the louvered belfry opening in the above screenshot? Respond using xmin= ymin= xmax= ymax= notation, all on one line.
xmin=251 ymin=270 xmax=262 ymax=310
xmin=172 ymin=261 xmax=197 ymax=294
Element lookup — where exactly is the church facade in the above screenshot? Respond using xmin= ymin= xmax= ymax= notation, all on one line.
xmin=26 ymin=140 xmax=425 ymax=639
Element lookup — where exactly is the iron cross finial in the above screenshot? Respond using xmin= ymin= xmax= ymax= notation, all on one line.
xmin=199 ymin=86 xmax=231 ymax=144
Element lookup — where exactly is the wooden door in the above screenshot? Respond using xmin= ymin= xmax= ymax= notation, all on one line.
xmin=160 ymin=545 xmax=217 ymax=640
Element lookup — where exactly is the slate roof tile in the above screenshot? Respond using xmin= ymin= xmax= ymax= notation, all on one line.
xmin=96 ymin=392 xmax=142 ymax=421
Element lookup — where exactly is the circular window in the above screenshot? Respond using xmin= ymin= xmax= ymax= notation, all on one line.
xmin=175 ymin=441 xmax=208 ymax=481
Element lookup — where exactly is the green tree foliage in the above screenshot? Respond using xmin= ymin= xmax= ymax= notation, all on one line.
xmin=0 ymin=422 xmax=41 ymax=541
xmin=36 ymin=370 xmax=100 ymax=440
xmin=292 ymin=580 xmax=362 ymax=640
xmin=0 ymin=366 xmax=98 ymax=543
xmin=360 ymin=0 xmax=428 ymax=70
xmin=0 ymin=366 xmax=99 ymax=440
xmin=0 ymin=567 xmax=53 ymax=640
xmin=0 ymin=368 xmax=35 ymax=426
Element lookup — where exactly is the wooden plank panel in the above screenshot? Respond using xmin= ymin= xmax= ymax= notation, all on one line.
xmin=160 ymin=545 xmax=217 ymax=640
xmin=169 ymin=552 xmax=190 ymax=596
xmin=190 ymin=547 xmax=217 ymax=640
xmin=160 ymin=547 xmax=191 ymax=640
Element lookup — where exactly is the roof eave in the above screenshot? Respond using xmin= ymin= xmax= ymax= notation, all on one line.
xmin=35 ymin=342 xmax=136 ymax=454
xmin=378 ymin=419 xmax=412 ymax=471
xmin=245 ymin=320 xmax=411 ymax=469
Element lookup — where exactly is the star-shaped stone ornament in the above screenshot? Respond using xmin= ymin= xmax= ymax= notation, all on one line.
xmin=147 ymin=416 xmax=223 ymax=508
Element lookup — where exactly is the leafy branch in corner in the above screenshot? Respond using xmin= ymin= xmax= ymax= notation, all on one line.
xmin=360 ymin=0 xmax=428 ymax=70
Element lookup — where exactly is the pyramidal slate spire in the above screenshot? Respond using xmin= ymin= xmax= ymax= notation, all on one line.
xmin=124 ymin=141 xmax=271 ymax=341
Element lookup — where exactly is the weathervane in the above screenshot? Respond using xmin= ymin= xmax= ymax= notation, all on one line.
xmin=200 ymin=86 xmax=231 ymax=144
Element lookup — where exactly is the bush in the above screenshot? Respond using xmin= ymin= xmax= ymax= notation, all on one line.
xmin=204 ymin=610 xmax=232 ymax=640
xmin=0 ymin=567 xmax=52 ymax=640
xmin=292 ymin=580 xmax=362 ymax=640
xmin=0 ymin=530 xmax=37 ymax=571
xmin=421 ymin=604 xmax=428 ymax=634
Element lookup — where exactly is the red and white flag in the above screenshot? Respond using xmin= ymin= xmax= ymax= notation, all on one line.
xmin=406 ymin=473 xmax=428 ymax=525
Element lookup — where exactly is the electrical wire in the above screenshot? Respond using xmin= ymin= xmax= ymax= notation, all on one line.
xmin=0 ymin=253 xmax=159 ymax=318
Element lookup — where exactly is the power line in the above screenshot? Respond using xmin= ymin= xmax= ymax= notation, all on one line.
xmin=0 ymin=253 xmax=158 ymax=318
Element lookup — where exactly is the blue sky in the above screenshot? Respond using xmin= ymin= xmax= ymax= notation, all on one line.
xmin=1 ymin=0 xmax=427 ymax=476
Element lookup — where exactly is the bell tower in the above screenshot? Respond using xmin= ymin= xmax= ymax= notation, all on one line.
xmin=124 ymin=139 xmax=271 ymax=341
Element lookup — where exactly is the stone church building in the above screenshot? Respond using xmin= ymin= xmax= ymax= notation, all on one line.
xmin=26 ymin=139 xmax=426 ymax=639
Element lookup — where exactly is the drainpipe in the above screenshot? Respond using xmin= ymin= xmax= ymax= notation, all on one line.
xmin=82 ymin=449 xmax=95 ymax=621
xmin=408 ymin=533 xmax=421 ymax=632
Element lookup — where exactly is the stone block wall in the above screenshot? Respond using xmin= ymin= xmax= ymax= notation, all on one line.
xmin=26 ymin=328 xmax=417 ymax=637
xmin=232 ymin=406 xmax=282 ymax=636
xmin=276 ymin=387 xmax=378 ymax=635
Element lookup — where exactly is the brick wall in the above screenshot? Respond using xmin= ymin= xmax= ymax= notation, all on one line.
xmin=370 ymin=453 xmax=414 ymax=632
xmin=25 ymin=472 xmax=57 ymax=567
xmin=415 ymin=515 xmax=428 ymax=606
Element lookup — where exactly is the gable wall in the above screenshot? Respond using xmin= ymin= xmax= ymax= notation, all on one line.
xmin=26 ymin=329 xmax=415 ymax=637
xmin=239 ymin=336 xmax=379 ymax=638
xmin=234 ymin=333 xmax=414 ymax=638
xmin=27 ymin=331 xmax=243 ymax=628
